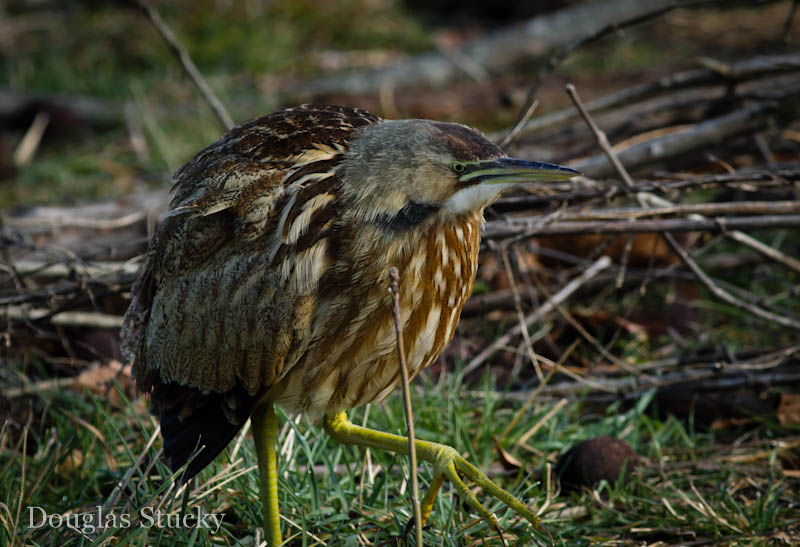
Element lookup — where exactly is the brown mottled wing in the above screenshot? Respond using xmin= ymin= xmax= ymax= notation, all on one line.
xmin=121 ymin=105 xmax=380 ymax=479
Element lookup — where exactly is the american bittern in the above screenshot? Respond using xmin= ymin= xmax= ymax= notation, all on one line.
xmin=122 ymin=104 xmax=578 ymax=543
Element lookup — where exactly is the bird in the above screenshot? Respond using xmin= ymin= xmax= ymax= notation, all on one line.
xmin=122 ymin=104 xmax=579 ymax=544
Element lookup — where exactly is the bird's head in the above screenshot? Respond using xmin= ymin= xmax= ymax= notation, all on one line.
xmin=337 ymin=118 xmax=579 ymax=231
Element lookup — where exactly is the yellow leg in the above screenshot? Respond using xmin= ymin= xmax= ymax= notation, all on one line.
xmin=252 ymin=403 xmax=282 ymax=546
xmin=419 ymin=474 xmax=444 ymax=526
xmin=403 ymin=473 xmax=443 ymax=538
xmin=323 ymin=411 xmax=541 ymax=533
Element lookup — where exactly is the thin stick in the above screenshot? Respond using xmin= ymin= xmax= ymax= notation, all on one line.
xmin=130 ymin=0 xmax=234 ymax=131
xmin=498 ymin=341 xmax=577 ymax=442
xmin=491 ymin=169 xmax=800 ymax=212
xmin=490 ymin=52 xmax=800 ymax=142
xmin=550 ymin=201 xmax=800 ymax=221
xmin=565 ymin=83 xmax=800 ymax=331
xmin=388 ymin=267 xmax=422 ymax=546
xmin=498 ymin=99 xmax=538 ymax=149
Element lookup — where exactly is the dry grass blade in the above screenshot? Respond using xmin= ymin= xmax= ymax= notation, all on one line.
xmin=515 ymin=398 xmax=568 ymax=448
xmin=388 ymin=267 xmax=422 ymax=546
xmin=103 ymin=425 xmax=161 ymax=512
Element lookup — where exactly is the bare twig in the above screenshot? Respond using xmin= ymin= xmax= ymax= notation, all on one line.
xmin=724 ymin=230 xmax=800 ymax=274
xmin=12 ymin=111 xmax=49 ymax=167
xmin=667 ymin=236 xmax=800 ymax=330
xmin=388 ymin=268 xmax=422 ymax=546
xmin=554 ymin=200 xmax=800 ymax=220
xmin=4 ymin=377 xmax=74 ymax=399
xmin=130 ymin=0 xmax=234 ymax=131
xmin=463 ymin=255 xmax=611 ymax=376
xmin=783 ymin=0 xmax=799 ymax=43
xmin=499 ymin=243 xmax=544 ymax=381
xmin=491 ymin=169 xmax=800 ymax=213
xmin=498 ymin=100 xmax=538 ymax=149
xmin=498 ymin=341 xmax=577 ymax=443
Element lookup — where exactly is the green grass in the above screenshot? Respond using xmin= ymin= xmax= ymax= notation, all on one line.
xmin=3 ymin=362 xmax=799 ymax=545
xmin=3 ymin=2 xmax=799 ymax=545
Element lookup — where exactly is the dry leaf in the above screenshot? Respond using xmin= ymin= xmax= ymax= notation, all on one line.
xmin=492 ymin=436 xmax=522 ymax=471
xmin=56 ymin=448 xmax=84 ymax=476
xmin=71 ymin=360 xmax=134 ymax=406
xmin=777 ymin=393 xmax=800 ymax=426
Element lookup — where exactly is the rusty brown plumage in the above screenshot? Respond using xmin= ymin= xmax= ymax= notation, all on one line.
xmin=121 ymin=104 xmax=578 ymax=522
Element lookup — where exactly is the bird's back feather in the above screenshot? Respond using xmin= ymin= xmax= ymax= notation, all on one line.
xmin=122 ymin=105 xmax=381 ymax=478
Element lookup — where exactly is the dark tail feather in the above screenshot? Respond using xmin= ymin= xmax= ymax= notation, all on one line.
xmin=153 ymin=385 xmax=259 ymax=483
xmin=159 ymin=398 xmax=242 ymax=482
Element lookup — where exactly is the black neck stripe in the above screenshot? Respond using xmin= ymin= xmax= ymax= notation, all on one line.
xmin=377 ymin=200 xmax=440 ymax=231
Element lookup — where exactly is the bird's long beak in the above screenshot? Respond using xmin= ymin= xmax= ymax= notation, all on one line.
xmin=459 ymin=157 xmax=580 ymax=185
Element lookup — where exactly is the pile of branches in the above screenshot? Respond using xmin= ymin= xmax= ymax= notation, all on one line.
xmin=2 ymin=2 xmax=799 ymax=425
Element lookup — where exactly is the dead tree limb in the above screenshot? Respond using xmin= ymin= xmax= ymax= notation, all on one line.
xmin=298 ymin=0 xmax=679 ymax=97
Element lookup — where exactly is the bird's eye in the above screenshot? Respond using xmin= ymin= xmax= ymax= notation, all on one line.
xmin=451 ymin=162 xmax=466 ymax=173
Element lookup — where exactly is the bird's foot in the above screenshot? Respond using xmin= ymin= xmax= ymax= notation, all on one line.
xmin=323 ymin=411 xmax=546 ymax=542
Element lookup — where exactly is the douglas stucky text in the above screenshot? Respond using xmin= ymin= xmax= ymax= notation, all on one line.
xmin=27 ymin=505 xmax=226 ymax=535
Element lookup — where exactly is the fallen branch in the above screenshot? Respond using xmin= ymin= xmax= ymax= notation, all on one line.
xmin=554 ymin=201 xmax=800 ymax=221
xmin=3 ymin=306 xmax=123 ymax=329
xmin=500 ymin=0 xmax=719 ymax=145
xmin=0 ymin=89 xmax=121 ymax=131
xmin=468 ymin=353 xmax=800 ymax=401
xmin=3 ymin=260 xmax=141 ymax=280
xmin=4 ymin=210 xmax=148 ymax=231
xmin=484 ymin=214 xmax=800 ymax=239
xmin=571 ymin=101 xmax=775 ymax=178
